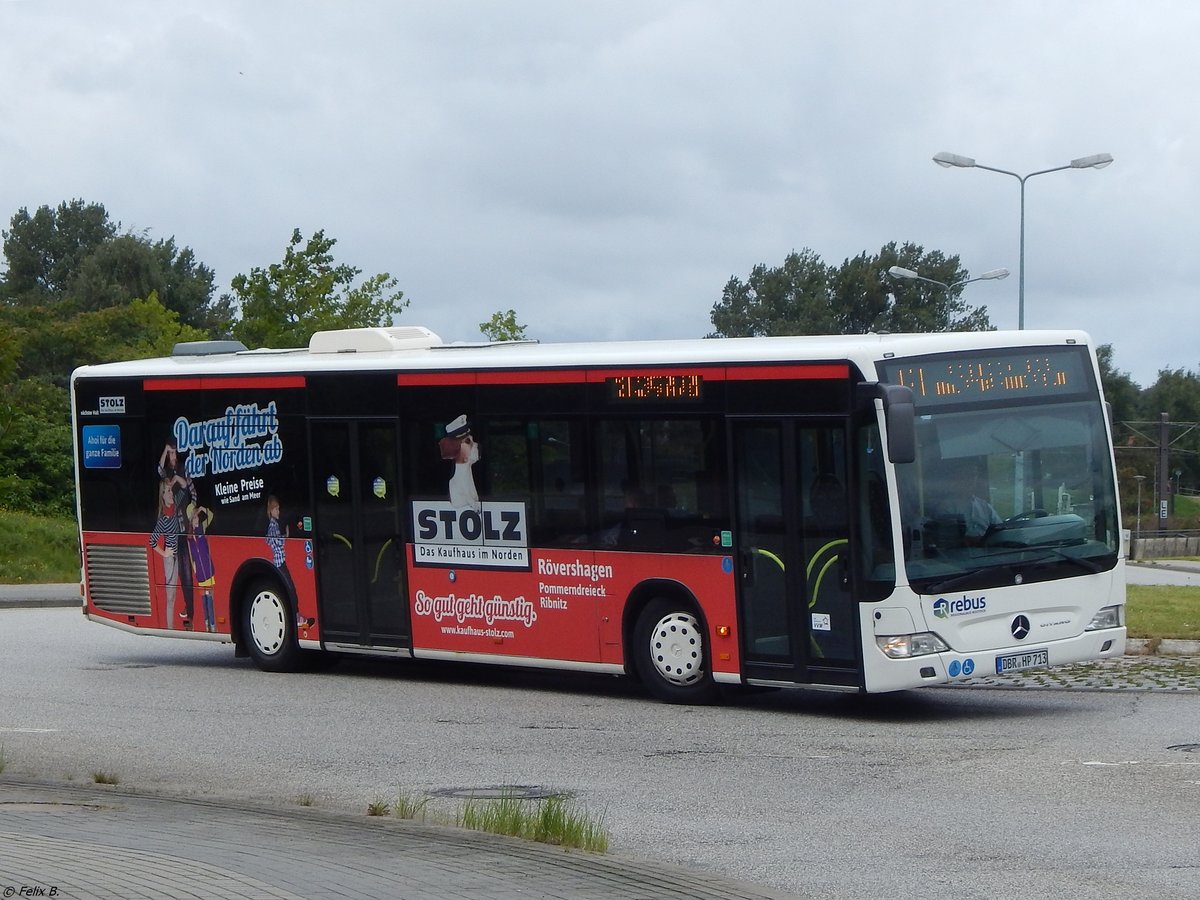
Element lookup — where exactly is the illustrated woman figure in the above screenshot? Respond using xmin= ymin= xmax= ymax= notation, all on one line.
xmin=149 ymin=476 xmax=183 ymax=628
xmin=185 ymin=501 xmax=217 ymax=633
xmin=158 ymin=439 xmax=197 ymax=624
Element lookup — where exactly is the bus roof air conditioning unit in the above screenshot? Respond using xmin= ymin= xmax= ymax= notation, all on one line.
xmin=171 ymin=339 xmax=249 ymax=356
xmin=308 ymin=326 xmax=443 ymax=354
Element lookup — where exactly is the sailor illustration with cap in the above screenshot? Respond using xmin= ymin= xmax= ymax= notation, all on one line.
xmin=439 ymin=414 xmax=481 ymax=510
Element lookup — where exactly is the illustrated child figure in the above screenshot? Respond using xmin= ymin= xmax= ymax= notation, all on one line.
xmin=185 ymin=502 xmax=217 ymax=633
xmin=266 ymin=495 xmax=312 ymax=631
xmin=149 ymin=476 xmax=183 ymax=629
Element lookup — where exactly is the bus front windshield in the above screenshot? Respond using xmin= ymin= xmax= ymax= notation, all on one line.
xmin=893 ymin=390 xmax=1119 ymax=594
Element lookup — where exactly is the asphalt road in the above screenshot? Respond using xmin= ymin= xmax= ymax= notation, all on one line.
xmin=2 ymin=606 xmax=1198 ymax=899
xmin=1127 ymin=561 xmax=1200 ymax=586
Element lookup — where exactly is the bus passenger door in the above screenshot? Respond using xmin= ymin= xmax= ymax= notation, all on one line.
xmin=732 ymin=419 xmax=858 ymax=687
xmin=310 ymin=420 xmax=410 ymax=649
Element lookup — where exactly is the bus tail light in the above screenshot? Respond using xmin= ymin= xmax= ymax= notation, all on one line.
xmin=1085 ymin=606 xmax=1122 ymax=631
xmin=876 ymin=632 xmax=948 ymax=659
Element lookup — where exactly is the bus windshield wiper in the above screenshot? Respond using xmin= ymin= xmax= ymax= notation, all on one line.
xmin=1034 ymin=547 xmax=1103 ymax=574
xmin=922 ymin=565 xmax=1015 ymax=595
xmin=923 ymin=549 xmax=1105 ymax=594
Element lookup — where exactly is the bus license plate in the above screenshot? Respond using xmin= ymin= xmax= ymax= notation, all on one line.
xmin=995 ymin=649 xmax=1049 ymax=675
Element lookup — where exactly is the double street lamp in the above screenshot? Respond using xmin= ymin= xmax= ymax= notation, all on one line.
xmin=932 ymin=151 xmax=1113 ymax=330
xmin=887 ymin=265 xmax=1009 ymax=291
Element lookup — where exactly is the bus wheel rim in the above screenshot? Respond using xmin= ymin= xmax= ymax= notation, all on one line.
xmin=648 ymin=611 xmax=704 ymax=687
xmin=249 ymin=590 xmax=286 ymax=656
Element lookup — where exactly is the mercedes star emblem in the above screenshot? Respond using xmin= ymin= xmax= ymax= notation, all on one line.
xmin=1011 ymin=615 xmax=1031 ymax=640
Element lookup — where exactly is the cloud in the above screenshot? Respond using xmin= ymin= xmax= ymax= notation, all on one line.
xmin=1 ymin=0 xmax=1195 ymax=386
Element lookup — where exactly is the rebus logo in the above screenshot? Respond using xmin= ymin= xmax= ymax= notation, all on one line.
xmin=933 ymin=595 xmax=986 ymax=619
xmin=99 ymin=396 xmax=126 ymax=414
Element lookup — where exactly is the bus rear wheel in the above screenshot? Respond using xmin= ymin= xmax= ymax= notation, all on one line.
xmin=243 ymin=579 xmax=302 ymax=672
xmin=633 ymin=598 xmax=718 ymax=704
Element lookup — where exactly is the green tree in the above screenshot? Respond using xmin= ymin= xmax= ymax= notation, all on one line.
xmin=1097 ymin=344 xmax=1143 ymax=430
xmin=0 ymin=199 xmax=224 ymax=517
xmin=1101 ymin=344 xmax=1150 ymax=518
xmin=709 ymin=242 xmax=992 ymax=337
xmin=480 ymin=309 xmax=529 ymax=342
xmin=70 ymin=234 xmax=229 ymax=334
xmin=1 ymin=294 xmax=204 ymax=390
xmin=1 ymin=200 xmax=116 ymax=307
xmin=1142 ymin=367 xmax=1200 ymax=495
xmin=2 ymin=200 xmax=225 ymax=339
xmin=710 ymin=248 xmax=832 ymax=337
xmin=0 ymin=326 xmax=17 ymax=446
xmin=871 ymin=242 xmax=992 ymax=333
xmin=0 ymin=378 xmax=73 ymax=514
xmin=230 ymin=229 xmax=408 ymax=349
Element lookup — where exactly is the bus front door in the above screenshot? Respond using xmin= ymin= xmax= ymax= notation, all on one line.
xmin=310 ymin=420 xmax=410 ymax=649
xmin=733 ymin=419 xmax=860 ymax=688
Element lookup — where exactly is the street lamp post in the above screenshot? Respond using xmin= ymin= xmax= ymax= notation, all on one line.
xmin=887 ymin=265 xmax=1009 ymax=291
xmin=932 ymin=151 xmax=1113 ymax=330
xmin=1134 ymin=474 xmax=1146 ymax=549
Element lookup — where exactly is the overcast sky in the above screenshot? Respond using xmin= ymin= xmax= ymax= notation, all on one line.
xmin=1 ymin=1 xmax=1194 ymax=387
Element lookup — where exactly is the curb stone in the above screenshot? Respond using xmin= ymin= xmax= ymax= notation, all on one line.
xmin=1125 ymin=637 xmax=1200 ymax=656
xmin=0 ymin=777 xmax=800 ymax=900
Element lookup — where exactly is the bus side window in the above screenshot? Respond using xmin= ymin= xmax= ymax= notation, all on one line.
xmin=857 ymin=420 xmax=896 ymax=598
xmin=531 ymin=419 xmax=587 ymax=545
xmin=594 ymin=417 xmax=728 ymax=552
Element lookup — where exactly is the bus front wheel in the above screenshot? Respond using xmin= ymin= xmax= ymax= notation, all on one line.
xmin=243 ymin=579 xmax=303 ymax=673
xmin=633 ymin=598 xmax=718 ymax=704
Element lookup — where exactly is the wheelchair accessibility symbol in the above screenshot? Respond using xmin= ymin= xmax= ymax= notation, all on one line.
xmin=948 ymin=658 xmax=976 ymax=678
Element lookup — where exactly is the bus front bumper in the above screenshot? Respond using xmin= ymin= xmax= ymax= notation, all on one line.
xmin=865 ymin=626 xmax=1127 ymax=692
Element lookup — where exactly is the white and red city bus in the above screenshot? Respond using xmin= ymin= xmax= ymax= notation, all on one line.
xmin=70 ymin=326 xmax=1126 ymax=701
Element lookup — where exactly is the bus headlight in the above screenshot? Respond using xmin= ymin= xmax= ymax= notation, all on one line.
xmin=876 ymin=632 xmax=949 ymax=659
xmin=1085 ymin=605 xmax=1122 ymax=631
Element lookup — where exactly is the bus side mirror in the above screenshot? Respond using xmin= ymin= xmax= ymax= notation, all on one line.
xmin=858 ymin=383 xmax=915 ymax=465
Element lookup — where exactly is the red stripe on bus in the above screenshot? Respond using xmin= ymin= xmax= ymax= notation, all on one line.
xmin=143 ymin=378 xmax=205 ymax=391
xmin=396 ymin=372 xmax=478 ymax=386
xmin=723 ymin=364 xmax=849 ymax=381
xmin=477 ymin=370 xmax=588 ymax=385
xmin=144 ymin=376 xmax=306 ymax=391
xmin=398 ymin=370 xmax=589 ymax=386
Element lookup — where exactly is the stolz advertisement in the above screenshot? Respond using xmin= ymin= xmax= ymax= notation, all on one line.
xmin=409 ymin=412 xmax=529 ymax=569
xmin=410 ymin=500 xmax=529 ymax=568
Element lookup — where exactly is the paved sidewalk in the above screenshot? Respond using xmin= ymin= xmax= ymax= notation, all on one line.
xmin=952 ymin=653 xmax=1200 ymax=692
xmin=0 ymin=778 xmax=796 ymax=900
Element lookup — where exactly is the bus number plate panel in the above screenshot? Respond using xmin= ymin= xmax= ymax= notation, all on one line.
xmin=995 ymin=649 xmax=1049 ymax=675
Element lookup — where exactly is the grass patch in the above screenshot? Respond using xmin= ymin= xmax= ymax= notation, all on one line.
xmin=366 ymin=798 xmax=391 ymax=816
xmin=0 ymin=510 xmax=79 ymax=584
xmin=457 ymin=791 xmax=609 ymax=852
xmin=380 ymin=786 xmax=608 ymax=852
xmin=0 ymin=743 xmax=6 ymax=774
xmin=90 ymin=770 xmax=120 ymax=785
xmin=294 ymin=793 xmax=316 ymax=807
xmin=393 ymin=789 xmax=430 ymax=820
xmin=1126 ymin=584 xmax=1200 ymax=639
